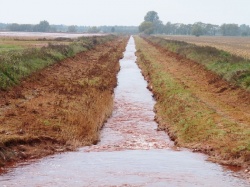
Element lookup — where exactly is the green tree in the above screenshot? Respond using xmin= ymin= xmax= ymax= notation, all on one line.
xmin=144 ymin=11 xmax=159 ymax=22
xmin=240 ymin=24 xmax=250 ymax=36
xmin=68 ymin=25 xmax=77 ymax=33
xmin=139 ymin=21 xmax=154 ymax=35
xmin=139 ymin=11 xmax=164 ymax=34
xmin=34 ymin=20 xmax=50 ymax=32
xmin=144 ymin=11 xmax=164 ymax=34
xmin=87 ymin=26 xmax=100 ymax=33
xmin=7 ymin=23 xmax=20 ymax=31
xmin=192 ymin=24 xmax=203 ymax=37
xmin=221 ymin=24 xmax=239 ymax=36
xmin=111 ymin=27 xmax=115 ymax=33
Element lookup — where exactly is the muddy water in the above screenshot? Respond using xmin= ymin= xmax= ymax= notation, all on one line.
xmin=0 ymin=37 xmax=249 ymax=187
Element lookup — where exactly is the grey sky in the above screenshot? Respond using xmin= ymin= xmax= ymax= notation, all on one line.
xmin=0 ymin=0 xmax=249 ymax=26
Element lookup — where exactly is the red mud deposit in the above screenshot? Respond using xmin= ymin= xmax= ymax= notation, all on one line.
xmin=0 ymin=37 xmax=249 ymax=187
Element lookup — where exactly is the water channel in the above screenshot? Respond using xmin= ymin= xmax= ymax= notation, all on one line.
xmin=0 ymin=37 xmax=249 ymax=186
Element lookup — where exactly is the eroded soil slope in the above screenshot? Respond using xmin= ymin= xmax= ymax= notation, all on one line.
xmin=0 ymin=37 xmax=128 ymax=168
xmin=135 ymin=36 xmax=250 ymax=168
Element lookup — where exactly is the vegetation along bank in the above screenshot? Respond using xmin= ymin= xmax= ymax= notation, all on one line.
xmin=0 ymin=35 xmax=128 ymax=168
xmin=135 ymin=35 xmax=250 ymax=168
xmin=144 ymin=35 xmax=250 ymax=90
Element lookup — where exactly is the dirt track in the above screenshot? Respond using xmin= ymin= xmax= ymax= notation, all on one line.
xmin=0 ymin=37 xmax=127 ymax=168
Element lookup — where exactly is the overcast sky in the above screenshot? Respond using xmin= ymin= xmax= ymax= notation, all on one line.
xmin=0 ymin=0 xmax=249 ymax=26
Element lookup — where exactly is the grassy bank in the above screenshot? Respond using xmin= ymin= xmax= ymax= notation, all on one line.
xmin=0 ymin=35 xmax=117 ymax=90
xmin=135 ymin=36 xmax=250 ymax=167
xmin=0 ymin=36 xmax=128 ymax=167
xmin=143 ymin=35 xmax=250 ymax=90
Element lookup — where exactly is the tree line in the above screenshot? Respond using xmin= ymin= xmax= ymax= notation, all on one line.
xmin=1 ymin=14 xmax=250 ymax=36
xmin=0 ymin=21 xmax=138 ymax=34
xmin=139 ymin=11 xmax=250 ymax=36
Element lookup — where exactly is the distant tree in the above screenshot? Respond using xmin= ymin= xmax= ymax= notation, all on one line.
xmin=0 ymin=23 xmax=8 ymax=31
xmin=206 ymin=24 xmax=220 ymax=36
xmin=239 ymin=24 xmax=250 ymax=36
xmin=87 ymin=26 xmax=100 ymax=33
xmin=221 ymin=24 xmax=239 ymax=36
xmin=144 ymin=11 xmax=159 ymax=23
xmin=154 ymin=20 xmax=164 ymax=34
xmin=21 ymin=24 xmax=33 ymax=32
xmin=139 ymin=21 xmax=154 ymax=35
xmin=164 ymin=22 xmax=172 ymax=34
xmin=111 ymin=27 xmax=115 ymax=33
xmin=34 ymin=20 xmax=50 ymax=32
xmin=50 ymin=26 xmax=57 ymax=32
xmin=68 ymin=25 xmax=77 ymax=33
xmin=176 ymin=24 xmax=190 ymax=35
xmin=192 ymin=24 xmax=203 ymax=37
xmin=144 ymin=11 xmax=164 ymax=34
xmin=139 ymin=11 xmax=164 ymax=34
xmin=7 ymin=23 xmax=34 ymax=32
xmin=7 ymin=23 xmax=20 ymax=31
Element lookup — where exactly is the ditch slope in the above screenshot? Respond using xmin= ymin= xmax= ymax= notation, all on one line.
xmin=135 ymin=36 xmax=250 ymax=169
xmin=0 ymin=36 xmax=128 ymax=169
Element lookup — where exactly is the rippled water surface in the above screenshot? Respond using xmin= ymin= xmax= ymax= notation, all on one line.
xmin=0 ymin=37 xmax=249 ymax=187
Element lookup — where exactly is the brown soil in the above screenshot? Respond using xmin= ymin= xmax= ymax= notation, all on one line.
xmin=164 ymin=35 xmax=250 ymax=59
xmin=0 ymin=37 xmax=128 ymax=170
xmin=146 ymin=38 xmax=250 ymax=127
xmin=136 ymin=36 xmax=250 ymax=169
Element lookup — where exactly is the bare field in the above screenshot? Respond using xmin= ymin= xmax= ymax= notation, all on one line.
xmin=0 ymin=32 xmax=105 ymax=39
xmin=0 ymin=32 xmax=107 ymax=51
xmin=0 ymin=37 xmax=51 ymax=51
xmin=163 ymin=35 xmax=250 ymax=59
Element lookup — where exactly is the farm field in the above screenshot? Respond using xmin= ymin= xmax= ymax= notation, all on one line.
xmin=0 ymin=32 xmax=106 ymax=52
xmin=162 ymin=35 xmax=250 ymax=59
xmin=0 ymin=36 xmax=65 ymax=52
xmin=0 ymin=32 xmax=105 ymax=39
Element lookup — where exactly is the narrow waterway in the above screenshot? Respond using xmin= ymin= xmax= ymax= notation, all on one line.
xmin=0 ymin=37 xmax=249 ymax=187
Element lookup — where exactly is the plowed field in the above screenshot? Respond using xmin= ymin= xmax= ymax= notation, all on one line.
xmin=163 ymin=35 xmax=250 ymax=59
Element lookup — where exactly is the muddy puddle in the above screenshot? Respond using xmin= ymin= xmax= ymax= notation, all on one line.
xmin=0 ymin=37 xmax=249 ymax=186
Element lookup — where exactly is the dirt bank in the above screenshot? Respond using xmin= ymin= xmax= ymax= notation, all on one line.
xmin=0 ymin=36 xmax=128 ymax=170
xmin=135 ymin=36 xmax=250 ymax=169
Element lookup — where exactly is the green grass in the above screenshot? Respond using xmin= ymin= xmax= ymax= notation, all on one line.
xmin=143 ymin=35 xmax=250 ymax=90
xmin=0 ymin=44 xmax=24 ymax=52
xmin=0 ymin=35 xmax=117 ymax=90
